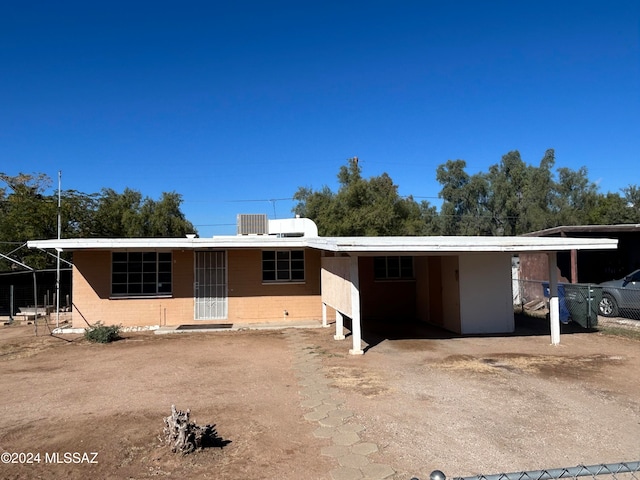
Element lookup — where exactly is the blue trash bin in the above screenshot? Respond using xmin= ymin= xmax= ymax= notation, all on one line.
xmin=542 ymin=282 xmax=570 ymax=324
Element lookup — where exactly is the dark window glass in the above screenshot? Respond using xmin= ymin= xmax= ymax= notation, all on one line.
xmin=387 ymin=257 xmax=400 ymax=278
xmin=374 ymin=256 xmax=414 ymax=280
xmin=374 ymin=257 xmax=386 ymax=278
xmin=113 ymin=252 xmax=127 ymax=262
xmin=400 ymin=257 xmax=413 ymax=277
xmin=262 ymin=250 xmax=305 ymax=282
xmin=111 ymin=252 xmax=172 ymax=296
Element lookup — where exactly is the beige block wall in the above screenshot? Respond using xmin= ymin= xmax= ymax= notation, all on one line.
xmin=227 ymin=248 xmax=323 ymax=323
xmin=72 ymin=250 xmax=194 ymax=328
xmin=71 ymin=247 xmax=323 ymax=328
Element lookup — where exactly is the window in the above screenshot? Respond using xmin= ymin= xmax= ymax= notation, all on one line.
xmin=112 ymin=251 xmax=172 ymax=296
xmin=262 ymin=250 xmax=305 ymax=282
xmin=374 ymin=256 xmax=413 ymax=280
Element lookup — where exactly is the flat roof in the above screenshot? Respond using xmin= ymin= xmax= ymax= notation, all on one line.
xmin=524 ymin=224 xmax=640 ymax=237
xmin=312 ymin=236 xmax=618 ymax=253
xmin=27 ymin=234 xmax=618 ymax=254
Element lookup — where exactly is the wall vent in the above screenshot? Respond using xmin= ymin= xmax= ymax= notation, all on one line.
xmin=237 ymin=214 xmax=268 ymax=235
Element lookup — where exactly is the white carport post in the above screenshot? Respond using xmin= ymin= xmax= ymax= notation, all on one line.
xmin=548 ymin=251 xmax=561 ymax=345
xmin=334 ymin=311 xmax=345 ymax=340
xmin=349 ymin=255 xmax=364 ymax=355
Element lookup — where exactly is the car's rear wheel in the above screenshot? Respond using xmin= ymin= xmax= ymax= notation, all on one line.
xmin=598 ymin=293 xmax=618 ymax=317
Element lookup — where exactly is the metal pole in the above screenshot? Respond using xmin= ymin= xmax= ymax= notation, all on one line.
xmin=56 ymin=170 xmax=62 ymax=328
xmin=9 ymin=285 xmax=14 ymax=324
xmin=33 ymin=271 xmax=38 ymax=336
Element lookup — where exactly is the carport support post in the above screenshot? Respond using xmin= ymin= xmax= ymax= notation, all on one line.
xmin=322 ymin=302 xmax=328 ymax=328
xmin=334 ymin=311 xmax=345 ymax=340
xmin=349 ymin=255 xmax=364 ymax=355
xmin=548 ymin=252 xmax=561 ymax=345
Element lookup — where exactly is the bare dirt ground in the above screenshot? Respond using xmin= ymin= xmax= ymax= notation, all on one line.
xmin=1 ymin=317 xmax=639 ymax=480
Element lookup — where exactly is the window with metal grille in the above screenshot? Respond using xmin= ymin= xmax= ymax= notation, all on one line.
xmin=262 ymin=250 xmax=305 ymax=282
xmin=374 ymin=256 xmax=414 ymax=280
xmin=111 ymin=251 xmax=172 ymax=296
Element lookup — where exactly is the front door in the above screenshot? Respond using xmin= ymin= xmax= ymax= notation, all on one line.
xmin=194 ymin=251 xmax=227 ymax=320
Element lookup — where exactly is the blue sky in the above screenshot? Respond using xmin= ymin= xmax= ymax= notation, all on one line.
xmin=1 ymin=0 xmax=638 ymax=236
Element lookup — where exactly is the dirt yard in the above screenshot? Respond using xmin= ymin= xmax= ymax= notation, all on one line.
xmin=0 ymin=318 xmax=639 ymax=480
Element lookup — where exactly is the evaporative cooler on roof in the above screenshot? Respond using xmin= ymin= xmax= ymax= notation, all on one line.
xmin=237 ymin=214 xmax=268 ymax=235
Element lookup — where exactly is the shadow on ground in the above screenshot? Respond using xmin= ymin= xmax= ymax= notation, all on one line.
xmin=348 ymin=313 xmax=596 ymax=352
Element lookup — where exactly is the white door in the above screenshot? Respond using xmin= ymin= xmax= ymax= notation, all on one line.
xmin=195 ymin=251 xmax=227 ymax=320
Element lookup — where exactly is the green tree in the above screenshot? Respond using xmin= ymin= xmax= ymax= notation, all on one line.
xmin=92 ymin=188 xmax=196 ymax=237
xmin=436 ymin=160 xmax=491 ymax=235
xmin=487 ymin=151 xmax=529 ymax=235
xmin=484 ymin=149 xmax=557 ymax=235
xmin=520 ymin=149 xmax=556 ymax=233
xmin=293 ymin=158 xmax=437 ymax=236
xmin=0 ymin=174 xmax=197 ymax=270
xmin=622 ymin=185 xmax=640 ymax=222
xmin=0 ymin=173 xmax=56 ymax=269
xmin=587 ymin=193 xmax=636 ymax=225
xmin=551 ymin=166 xmax=599 ymax=226
xmin=142 ymin=192 xmax=196 ymax=237
xmin=92 ymin=188 xmax=145 ymax=237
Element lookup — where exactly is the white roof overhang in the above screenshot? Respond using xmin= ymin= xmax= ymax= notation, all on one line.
xmin=26 ymin=236 xmax=310 ymax=251
xmin=308 ymin=236 xmax=618 ymax=254
xmin=27 ymin=235 xmax=618 ymax=254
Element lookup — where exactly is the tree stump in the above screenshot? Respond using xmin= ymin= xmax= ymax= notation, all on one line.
xmin=163 ymin=405 xmax=218 ymax=454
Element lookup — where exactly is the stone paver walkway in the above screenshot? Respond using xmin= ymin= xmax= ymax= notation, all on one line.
xmin=286 ymin=329 xmax=395 ymax=480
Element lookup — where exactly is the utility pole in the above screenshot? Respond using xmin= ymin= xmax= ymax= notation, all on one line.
xmin=56 ymin=171 xmax=61 ymax=328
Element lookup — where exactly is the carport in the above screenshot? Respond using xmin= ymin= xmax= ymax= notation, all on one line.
xmin=312 ymin=236 xmax=618 ymax=354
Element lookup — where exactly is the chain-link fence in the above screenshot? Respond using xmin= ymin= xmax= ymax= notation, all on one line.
xmin=597 ymin=270 xmax=640 ymax=321
xmin=0 ymin=269 xmax=71 ymax=320
xmin=514 ymin=279 xmax=640 ymax=324
xmin=414 ymin=461 xmax=640 ymax=480
xmin=514 ymin=279 xmax=600 ymax=327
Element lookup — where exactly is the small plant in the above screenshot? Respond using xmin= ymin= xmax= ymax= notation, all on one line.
xmin=84 ymin=322 xmax=121 ymax=343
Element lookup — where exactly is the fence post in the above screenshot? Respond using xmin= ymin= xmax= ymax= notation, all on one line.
xmin=9 ymin=285 xmax=14 ymax=323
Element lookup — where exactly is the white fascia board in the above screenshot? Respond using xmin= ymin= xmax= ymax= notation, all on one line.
xmin=28 ymin=235 xmax=618 ymax=253
xmin=308 ymin=236 xmax=618 ymax=253
xmin=27 ymin=236 xmax=310 ymax=251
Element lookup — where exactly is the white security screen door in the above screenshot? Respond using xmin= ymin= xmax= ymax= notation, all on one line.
xmin=195 ymin=251 xmax=228 ymax=320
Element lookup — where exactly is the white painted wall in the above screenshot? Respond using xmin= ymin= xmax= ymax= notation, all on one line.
xmin=320 ymin=257 xmax=352 ymax=316
xmin=458 ymin=253 xmax=514 ymax=334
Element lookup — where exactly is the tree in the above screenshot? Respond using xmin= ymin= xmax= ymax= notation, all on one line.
xmin=622 ymin=185 xmax=640 ymax=222
xmin=484 ymin=149 xmax=557 ymax=235
xmin=142 ymin=192 xmax=196 ymax=237
xmin=293 ymin=158 xmax=437 ymax=236
xmin=0 ymin=173 xmax=56 ymax=269
xmin=0 ymin=173 xmax=197 ymax=270
xmin=92 ymin=188 xmax=145 ymax=237
xmin=551 ymin=166 xmax=599 ymax=226
xmin=519 ymin=149 xmax=556 ymax=233
xmin=587 ymin=193 xmax=636 ymax=225
xmin=436 ymin=160 xmax=491 ymax=235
